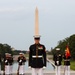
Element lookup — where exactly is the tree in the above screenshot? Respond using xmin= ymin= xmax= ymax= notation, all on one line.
xmin=69 ymin=34 xmax=75 ymax=60
xmin=0 ymin=43 xmax=12 ymax=58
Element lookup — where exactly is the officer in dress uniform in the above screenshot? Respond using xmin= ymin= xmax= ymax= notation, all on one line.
xmin=9 ymin=54 xmax=13 ymax=75
xmin=17 ymin=53 xmax=26 ymax=75
xmin=4 ymin=53 xmax=10 ymax=75
xmin=29 ymin=35 xmax=46 ymax=75
xmin=63 ymin=50 xmax=71 ymax=75
xmin=53 ymin=48 xmax=62 ymax=75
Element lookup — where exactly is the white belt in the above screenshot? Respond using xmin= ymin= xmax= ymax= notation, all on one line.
xmin=64 ymin=60 xmax=70 ymax=61
xmin=32 ymin=56 xmax=42 ymax=58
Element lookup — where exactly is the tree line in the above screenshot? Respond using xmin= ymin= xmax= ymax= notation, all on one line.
xmin=0 ymin=43 xmax=12 ymax=58
xmin=12 ymin=50 xmax=27 ymax=55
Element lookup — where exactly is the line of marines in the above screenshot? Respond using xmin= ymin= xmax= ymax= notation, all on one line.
xmin=0 ymin=36 xmax=71 ymax=75
xmin=0 ymin=53 xmax=26 ymax=75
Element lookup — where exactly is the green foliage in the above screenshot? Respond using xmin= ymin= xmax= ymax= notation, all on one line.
xmin=0 ymin=43 xmax=12 ymax=58
xmin=51 ymin=34 xmax=75 ymax=60
xmin=70 ymin=60 xmax=75 ymax=70
xmin=69 ymin=35 xmax=75 ymax=60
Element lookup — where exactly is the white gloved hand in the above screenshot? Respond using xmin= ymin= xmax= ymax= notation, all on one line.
xmin=5 ymin=60 xmax=7 ymax=63
xmin=19 ymin=60 xmax=22 ymax=62
xmin=56 ymin=61 xmax=59 ymax=65
xmin=43 ymin=66 xmax=46 ymax=69
xmin=28 ymin=66 xmax=31 ymax=69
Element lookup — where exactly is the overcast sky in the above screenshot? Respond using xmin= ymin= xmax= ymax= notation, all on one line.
xmin=0 ymin=0 xmax=75 ymax=50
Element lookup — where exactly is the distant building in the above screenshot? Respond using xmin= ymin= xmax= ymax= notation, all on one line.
xmin=11 ymin=47 xmax=15 ymax=51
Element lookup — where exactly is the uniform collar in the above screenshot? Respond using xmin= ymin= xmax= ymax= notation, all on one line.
xmin=35 ymin=43 xmax=40 ymax=46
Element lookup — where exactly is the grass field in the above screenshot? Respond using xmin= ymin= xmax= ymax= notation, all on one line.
xmin=70 ymin=60 xmax=75 ymax=70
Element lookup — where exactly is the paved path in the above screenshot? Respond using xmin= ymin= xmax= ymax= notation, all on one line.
xmin=1 ymin=69 xmax=75 ymax=75
xmin=5 ymin=70 xmax=75 ymax=75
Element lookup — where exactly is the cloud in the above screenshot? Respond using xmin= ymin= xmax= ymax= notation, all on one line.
xmin=0 ymin=6 xmax=25 ymax=13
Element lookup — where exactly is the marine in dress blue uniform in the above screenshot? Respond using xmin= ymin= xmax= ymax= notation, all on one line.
xmin=63 ymin=50 xmax=71 ymax=75
xmin=17 ymin=53 xmax=26 ymax=75
xmin=4 ymin=53 xmax=10 ymax=75
xmin=29 ymin=35 xmax=46 ymax=75
xmin=53 ymin=48 xmax=62 ymax=75
xmin=9 ymin=54 xmax=13 ymax=75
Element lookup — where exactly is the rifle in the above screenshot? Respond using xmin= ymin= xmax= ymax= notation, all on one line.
xmin=17 ymin=65 xmax=20 ymax=75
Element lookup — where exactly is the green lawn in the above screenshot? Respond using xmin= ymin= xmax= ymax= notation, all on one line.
xmin=70 ymin=60 xmax=75 ymax=70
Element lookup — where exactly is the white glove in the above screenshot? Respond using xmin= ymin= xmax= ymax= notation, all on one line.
xmin=43 ymin=66 xmax=46 ymax=69
xmin=5 ymin=60 xmax=7 ymax=63
xmin=28 ymin=66 xmax=31 ymax=69
xmin=19 ymin=60 xmax=22 ymax=62
xmin=56 ymin=61 xmax=59 ymax=65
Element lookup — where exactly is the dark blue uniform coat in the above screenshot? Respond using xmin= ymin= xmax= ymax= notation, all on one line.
xmin=29 ymin=43 xmax=46 ymax=68
xmin=53 ymin=54 xmax=62 ymax=66
xmin=18 ymin=56 xmax=26 ymax=65
xmin=63 ymin=54 xmax=71 ymax=66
